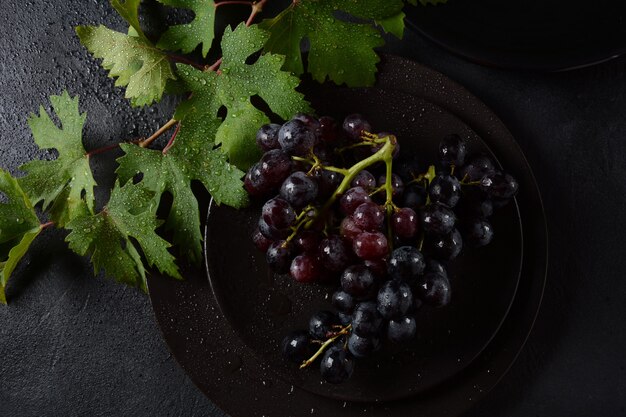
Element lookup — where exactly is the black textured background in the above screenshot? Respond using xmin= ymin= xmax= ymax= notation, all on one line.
xmin=1 ymin=1 xmax=625 ymax=416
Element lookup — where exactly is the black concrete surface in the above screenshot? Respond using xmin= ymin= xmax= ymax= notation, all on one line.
xmin=1 ymin=1 xmax=625 ymax=416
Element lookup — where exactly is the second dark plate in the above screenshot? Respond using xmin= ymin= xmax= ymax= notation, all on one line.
xmin=405 ymin=0 xmax=626 ymax=71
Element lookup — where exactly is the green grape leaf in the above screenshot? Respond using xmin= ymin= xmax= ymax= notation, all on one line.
xmin=116 ymin=138 xmax=248 ymax=263
xmin=76 ymin=25 xmax=176 ymax=107
xmin=157 ymin=0 xmax=216 ymax=57
xmin=377 ymin=11 xmax=406 ymax=39
xmin=110 ymin=0 xmax=148 ymax=41
xmin=19 ymin=91 xmax=96 ymax=227
xmin=175 ymin=23 xmax=311 ymax=169
xmin=260 ymin=0 xmax=404 ymax=87
xmin=0 ymin=170 xmax=42 ymax=304
xmin=66 ymin=181 xmax=181 ymax=292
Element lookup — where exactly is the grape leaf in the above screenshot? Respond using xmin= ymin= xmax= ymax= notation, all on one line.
xmin=260 ymin=0 xmax=404 ymax=87
xmin=0 ymin=170 xmax=42 ymax=304
xmin=377 ymin=12 xmax=406 ymax=39
xmin=157 ymin=0 xmax=216 ymax=57
xmin=174 ymin=23 xmax=310 ymax=169
xmin=116 ymin=136 xmax=248 ymax=263
xmin=19 ymin=91 xmax=95 ymax=227
xmin=76 ymin=25 xmax=176 ymax=107
xmin=66 ymin=181 xmax=181 ymax=291
xmin=110 ymin=0 xmax=148 ymax=41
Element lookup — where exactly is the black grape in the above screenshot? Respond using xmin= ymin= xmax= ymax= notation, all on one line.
xmin=259 ymin=149 xmax=292 ymax=187
xmin=387 ymin=246 xmax=425 ymax=282
xmin=377 ymin=280 xmax=413 ymax=319
xmin=428 ymin=228 xmax=463 ymax=261
xmin=429 ymin=174 xmax=461 ymax=208
xmin=319 ymin=235 xmax=353 ymax=272
xmin=351 ymin=301 xmax=383 ymax=337
xmin=439 ymin=134 xmax=467 ymax=166
xmin=290 ymin=254 xmax=324 ymax=284
xmin=353 ymin=202 xmax=385 ymax=231
xmin=416 ymin=272 xmax=451 ymax=307
xmin=391 ymin=207 xmax=418 ymax=239
xmin=281 ymin=330 xmax=312 ymax=363
xmin=256 ymin=123 xmax=281 ymax=152
xmin=280 ymin=171 xmax=318 ymax=208
xmin=278 ymin=119 xmax=316 ymax=155
xmin=421 ymin=203 xmax=456 ymax=235
xmin=464 ymin=218 xmax=494 ymax=247
xmin=387 ymin=316 xmax=417 ymax=343
xmin=461 ymin=155 xmax=496 ymax=181
xmin=340 ymin=265 xmax=377 ymax=300
xmin=320 ymin=345 xmax=354 ymax=384
xmin=347 ymin=333 xmax=381 ymax=358
xmin=266 ymin=241 xmax=294 ymax=273
xmin=480 ymin=172 xmax=519 ymax=199
xmin=340 ymin=187 xmax=371 ymax=215
xmin=262 ymin=197 xmax=296 ymax=230
xmin=332 ymin=290 xmax=356 ymax=314
xmin=351 ymin=170 xmax=377 ymax=192
xmin=309 ymin=311 xmax=339 ymax=339
xmin=343 ymin=114 xmax=372 ymax=141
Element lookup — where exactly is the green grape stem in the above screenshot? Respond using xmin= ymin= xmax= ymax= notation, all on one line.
xmin=299 ymin=324 xmax=352 ymax=369
xmin=309 ymin=134 xmax=397 ymax=229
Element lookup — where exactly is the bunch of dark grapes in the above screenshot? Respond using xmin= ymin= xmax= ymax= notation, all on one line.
xmin=245 ymin=113 xmax=519 ymax=384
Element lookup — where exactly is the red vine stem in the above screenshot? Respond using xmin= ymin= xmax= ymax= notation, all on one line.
xmin=167 ymin=53 xmax=205 ymax=71
xmin=246 ymin=0 xmax=268 ymax=27
xmin=139 ymin=118 xmax=178 ymax=148
xmin=162 ymin=123 xmax=181 ymax=154
xmin=215 ymin=0 xmax=254 ymax=7
xmin=40 ymin=221 xmax=54 ymax=230
xmin=205 ymin=0 xmax=268 ymax=72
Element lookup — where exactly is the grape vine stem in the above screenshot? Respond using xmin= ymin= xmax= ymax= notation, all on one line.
xmin=299 ymin=325 xmax=351 ymax=369
xmin=305 ymin=134 xmax=397 ymax=230
xmin=139 ymin=118 xmax=178 ymax=148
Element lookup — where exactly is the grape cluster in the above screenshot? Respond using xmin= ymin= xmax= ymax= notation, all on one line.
xmin=245 ymin=113 xmax=518 ymax=384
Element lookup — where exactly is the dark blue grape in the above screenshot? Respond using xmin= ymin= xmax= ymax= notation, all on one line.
xmin=439 ymin=134 xmax=467 ymax=166
xmin=281 ymin=330 xmax=312 ymax=363
xmin=464 ymin=218 xmax=494 ymax=247
xmin=347 ymin=333 xmax=381 ymax=358
xmin=332 ymin=290 xmax=356 ymax=314
xmin=351 ymin=301 xmax=383 ymax=337
xmin=341 ymin=265 xmax=377 ymax=300
xmin=309 ymin=311 xmax=339 ymax=339
xmin=280 ymin=171 xmax=318 ymax=208
xmin=377 ymin=280 xmax=413 ymax=319
xmin=351 ymin=170 xmax=376 ymax=192
xmin=387 ymin=316 xmax=417 ymax=343
xmin=416 ymin=272 xmax=451 ymax=307
xmin=421 ymin=203 xmax=456 ymax=235
xmin=387 ymin=246 xmax=425 ymax=283
xmin=428 ymin=228 xmax=463 ymax=261
xmin=429 ymin=174 xmax=461 ymax=208
xmin=262 ymin=197 xmax=295 ymax=229
xmin=480 ymin=172 xmax=519 ymax=199
xmin=343 ymin=114 xmax=371 ymax=141
xmin=256 ymin=123 xmax=281 ymax=152
xmin=266 ymin=241 xmax=293 ymax=273
xmin=259 ymin=149 xmax=292 ymax=187
xmin=461 ymin=155 xmax=496 ymax=181
xmin=252 ymin=227 xmax=272 ymax=252
xmin=258 ymin=217 xmax=289 ymax=240
xmin=402 ymin=185 xmax=428 ymax=209
xmin=319 ymin=236 xmax=353 ymax=272
xmin=320 ymin=345 xmax=354 ymax=384
xmin=278 ymin=119 xmax=316 ymax=155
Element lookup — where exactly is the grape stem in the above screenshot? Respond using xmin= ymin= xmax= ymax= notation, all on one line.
xmin=139 ymin=118 xmax=178 ymax=148
xmin=299 ymin=325 xmax=351 ymax=369
xmin=306 ymin=133 xmax=397 ymax=229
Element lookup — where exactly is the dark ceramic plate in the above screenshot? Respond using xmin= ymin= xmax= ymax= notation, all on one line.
xmin=148 ymin=56 xmax=547 ymax=416
xmin=405 ymin=0 xmax=626 ymax=71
